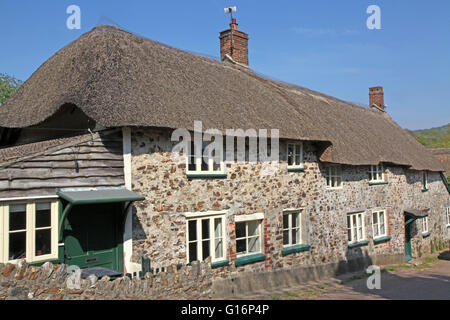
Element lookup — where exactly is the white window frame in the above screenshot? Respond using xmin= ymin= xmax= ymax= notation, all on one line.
xmin=235 ymin=216 xmax=264 ymax=258
xmin=326 ymin=165 xmax=342 ymax=189
xmin=422 ymin=216 xmax=429 ymax=234
xmin=347 ymin=212 xmax=366 ymax=244
xmin=286 ymin=142 xmax=304 ymax=169
xmin=185 ymin=211 xmax=226 ymax=264
xmin=422 ymin=171 xmax=428 ymax=190
xmin=372 ymin=209 xmax=387 ymax=239
xmin=446 ymin=206 xmax=450 ymax=227
xmin=282 ymin=210 xmax=301 ymax=247
xmin=186 ymin=141 xmax=226 ymax=176
xmin=370 ymin=164 xmax=385 ymax=183
xmin=0 ymin=200 xmax=59 ymax=264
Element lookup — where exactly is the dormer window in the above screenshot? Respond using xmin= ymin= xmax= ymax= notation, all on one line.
xmin=326 ymin=165 xmax=342 ymax=189
xmin=369 ymin=164 xmax=386 ymax=185
xmin=186 ymin=141 xmax=226 ymax=178
xmin=287 ymin=142 xmax=304 ymax=172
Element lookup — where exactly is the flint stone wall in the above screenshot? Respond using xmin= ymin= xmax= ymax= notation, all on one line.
xmin=130 ymin=127 xmax=450 ymax=279
xmin=0 ymin=260 xmax=212 ymax=300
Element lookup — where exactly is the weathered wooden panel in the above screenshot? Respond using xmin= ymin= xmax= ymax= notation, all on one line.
xmin=7 ymin=160 xmax=124 ymax=169
xmin=0 ymin=131 xmax=125 ymax=198
xmin=0 ymin=177 xmax=125 ymax=190
xmin=0 ymin=167 xmax=124 ymax=180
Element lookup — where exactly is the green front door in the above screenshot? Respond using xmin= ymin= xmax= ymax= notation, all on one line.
xmin=63 ymin=203 xmax=123 ymax=272
xmin=405 ymin=216 xmax=412 ymax=262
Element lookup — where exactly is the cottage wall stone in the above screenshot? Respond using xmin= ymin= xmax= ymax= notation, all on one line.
xmin=130 ymin=127 xmax=450 ymax=280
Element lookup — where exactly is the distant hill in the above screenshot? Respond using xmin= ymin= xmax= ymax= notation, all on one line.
xmin=407 ymin=123 xmax=450 ymax=149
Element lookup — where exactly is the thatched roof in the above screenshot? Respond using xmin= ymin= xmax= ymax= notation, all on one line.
xmin=0 ymin=25 xmax=444 ymax=171
xmin=429 ymin=149 xmax=450 ymax=173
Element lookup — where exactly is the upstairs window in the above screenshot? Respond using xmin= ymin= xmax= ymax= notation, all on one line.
xmin=0 ymin=200 xmax=58 ymax=263
xmin=287 ymin=143 xmax=304 ymax=170
xmin=186 ymin=141 xmax=225 ymax=176
xmin=326 ymin=165 xmax=342 ymax=188
xmin=370 ymin=165 xmax=385 ymax=183
xmin=372 ymin=209 xmax=387 ymax=238
xmin=347 ymin=212 xmax=365 ymax=244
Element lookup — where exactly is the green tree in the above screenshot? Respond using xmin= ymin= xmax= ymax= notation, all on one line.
xmin=0 ymin=73 xmax=22 ymax=106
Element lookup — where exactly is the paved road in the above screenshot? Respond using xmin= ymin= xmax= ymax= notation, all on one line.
xmin=312 ymin=260 xmax=450 ymax=300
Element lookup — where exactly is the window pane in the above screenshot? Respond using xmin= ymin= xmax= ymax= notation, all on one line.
xmin=201 ymin=156 xmax=209 ymax=171
xmin=215 ymin=239 xmax=223 ymax=259
xmin=188 ymin=156 xmax=196 ymax=171
xmin=201 ymin=219 xmax=209 ymax=240
xmin=202 ymin=240 xmax=210 ymax=260
xmin=236 ymin=239 xmax=246 ymax=254
xmin=188 ymin=220 xmax=197 ymax=241
xmin=248 ymin=236 xmax=260 ymax=253
xmin=347 ymin=228 xmax=352 ymax=242
xmin=188 ymin=142 xmax=196 ymax=171
xmin=292 ymin=229 xmax=299 ymax=245
xmin=189 ymin=242 xmax=197 ymax=262
xmin=294 ymin=145 xmax=301 ymax=165
xmin=283 ymin=230 xmax=289 ymax=245
xmin=347 ymin=216 xmax=351 ymax=229
xmin=373 ymin=212 xmax=378 ymax=224
xmin=292 ymin=213 xmax=299 ymax=228
xmin=9 ymin=231 xmax=26 ymax=260
xmin=35 ymin=229 xmax=51 ymax=256
xmin=336 ymin=177 xmax=342 ymax=187
xmin=380 ymin=222 xmax=385 ymax=235
xmin=9 ymin=204 xmax=26 ymax=231
xmin=248 ymin=221 xmax=259 ymax=236
xmin=36 ymin=203 xmax=51 ymax=228
xmin=287 ymin=145 xmax=294 ymax=166
xmin=283 ymin=214 xmax=289 ymax=229
xmin=214 ymin=218 xmax=222 ymax=238
xmin=236 ymin=222 xmax=246 ymax=238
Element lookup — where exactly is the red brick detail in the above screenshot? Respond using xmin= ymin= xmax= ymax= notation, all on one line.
xmin=369 ymin=86 xmax=384 ymax=109
xmin=219 ymin=25 xmax=249 ymax=66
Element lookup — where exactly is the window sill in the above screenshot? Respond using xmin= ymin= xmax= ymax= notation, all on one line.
xmin=421 ymin=188 xmax=429 ymax=192
xmin=369 ymin=182 xmax=388 ymax=186
xmin=186 ymin=173 xmax=227 ymax=179
xmin=326 ymin=186 xmax=343 ymax=190
xmin=373 ymin=236 xmax=391 ymax=244
xmin=235 ymin=253 xmax=266 ymax=267
xmin=287 ymin=167 xmax=305 ymax=172
xmin=281 ymin=244 xmax=311 ymax=256
xmin=422 ymin=232 xmax=431 ymax=238
xmin=348 ymin=240 xmax=369 ymax=248
xmin=211 ymin=260 xmax=230 ymax=268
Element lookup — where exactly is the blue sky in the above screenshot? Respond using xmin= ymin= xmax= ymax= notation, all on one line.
xmin=0 ymin=0 xmax=449 ymax=130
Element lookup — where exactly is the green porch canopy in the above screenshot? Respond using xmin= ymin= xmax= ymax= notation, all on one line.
xmin=57 ymin=189 xmax=145 ymax=241
xmin=57 ymin=189 xmax=145 ymax=205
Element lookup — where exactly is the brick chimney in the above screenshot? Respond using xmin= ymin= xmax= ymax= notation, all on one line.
xmin=369 ymin=86 xmax=385 ymax=111
xmin=219 ymin=18 xmax=249 ymax=66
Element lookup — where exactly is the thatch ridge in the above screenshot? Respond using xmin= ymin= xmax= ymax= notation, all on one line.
xmin=0 ymin=25 xmax=444 ymax=171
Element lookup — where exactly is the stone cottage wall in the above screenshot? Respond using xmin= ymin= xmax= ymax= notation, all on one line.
xmin=130 ymin=127 xmax=450 ymax=281
xmin=0 ymin=259 xmax=213 ymax=300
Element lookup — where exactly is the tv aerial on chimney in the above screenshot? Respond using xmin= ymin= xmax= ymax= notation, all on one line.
xmin=224 ymin=6 xmax=237 ymax=59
